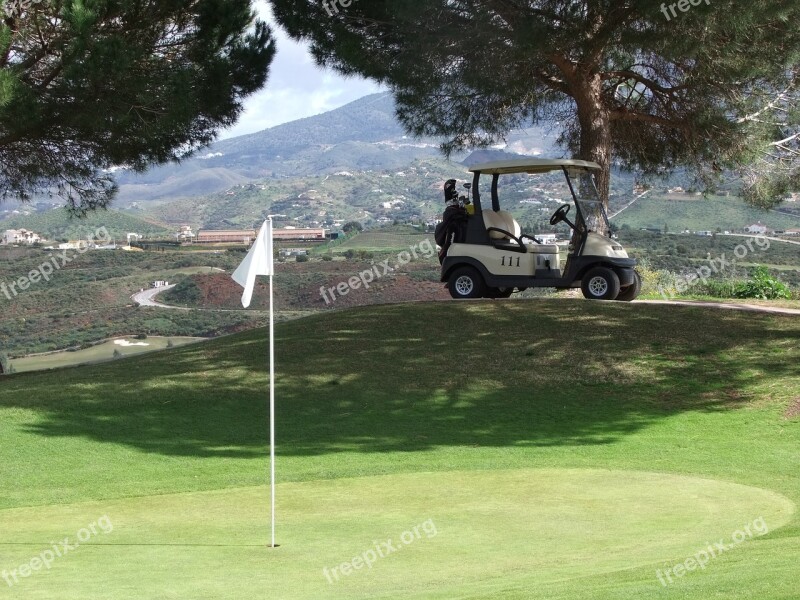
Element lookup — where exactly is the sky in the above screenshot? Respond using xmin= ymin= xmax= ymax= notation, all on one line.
xmin=220 ymin=2 xmax=386 ymax=139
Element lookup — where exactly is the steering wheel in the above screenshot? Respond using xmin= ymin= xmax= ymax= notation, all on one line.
xmin=550 ymin=204 xmax=571 ymax=226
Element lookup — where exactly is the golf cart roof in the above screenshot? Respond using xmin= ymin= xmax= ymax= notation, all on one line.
xmin=468 ymin=158 xmax=602 ymax=175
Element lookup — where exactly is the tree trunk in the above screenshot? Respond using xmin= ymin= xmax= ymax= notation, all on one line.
xmin=573 ymin=73 xmax=613 ymax=235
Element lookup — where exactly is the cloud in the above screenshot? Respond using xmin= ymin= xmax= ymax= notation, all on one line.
xmin=220 ymin=2 xmax=386 ymax=139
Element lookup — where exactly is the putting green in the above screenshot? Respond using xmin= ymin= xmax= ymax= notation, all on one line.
xmin=0 ymin=469 xmax=793 ymax=599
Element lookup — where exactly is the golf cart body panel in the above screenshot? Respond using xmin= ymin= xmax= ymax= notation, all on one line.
xmin=439 ymin=157 xmax=640 ymax=301
xmin=445 ymin=243 xmax=561 ymax=278
xmin=584 ymin=232 xmax=629 ymax=258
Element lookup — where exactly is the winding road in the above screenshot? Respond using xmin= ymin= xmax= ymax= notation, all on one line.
xmin=131 ymin=285 xmax=186 ymax=309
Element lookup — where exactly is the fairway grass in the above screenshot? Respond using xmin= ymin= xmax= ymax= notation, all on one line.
xmin=1 ymin=300 xmax=798 ymax=598
xmin=0 ymin=470 xmax=793 ymax=599
xmin=12 ymin=337 xmax=206 ymax=373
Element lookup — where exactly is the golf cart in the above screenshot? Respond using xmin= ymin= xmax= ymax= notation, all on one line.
xmin=439 ymin=158 xmax=641 ymax=301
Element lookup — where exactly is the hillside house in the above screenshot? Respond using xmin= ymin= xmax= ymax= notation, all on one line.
xmin=176 ymin=225 xmax=194 ymax=241
xmin=744 ymin=222 xmax=770 ymax=235
xmin=2 ymin=229 xmax=42 ymax=245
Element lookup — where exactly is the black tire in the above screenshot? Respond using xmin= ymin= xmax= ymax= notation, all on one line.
xmin=616 ymin=271 xmax=642 ymax=302
xmin=486 ymin=287 xmax=514 ymax=299
xmin=448 ymin=266 xmax=486 ymax=299
xmin=581 ymin=267 xmax=621 ymax=300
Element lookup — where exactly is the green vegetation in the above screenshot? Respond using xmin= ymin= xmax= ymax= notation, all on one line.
xmin=1 ymin=209 xmax=172 ymax=241
xmin=0 ymin=247 xmax=262 ymax=356
xmin=732 ymin=267 xmax=793 ymax=300
xmin=273 ymin=1 xmax=800 ymax=207
xmin=0 ymin=301 xmax=797 ymax=598
xmin=332 ymin=231 xmax=432 ymax=252
xmin=619 ymin=230 xmax=800 ymax=292
xmin=613 ymin=195 xmax=800 ymax=232
xmin=0 ymin=0 xmax=275 ymax=211
xmin=166 ymin=277 xmax=203 ymax=306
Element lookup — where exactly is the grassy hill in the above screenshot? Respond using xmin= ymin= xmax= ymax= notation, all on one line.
xmin=613 ymin=194 xmax=800 ymax=232
xmin=1 ymin=208 xmax=172 ymax=241
xmin=0 ymin=300 xmax=797 ymax=599
xmin=332 ymin=231 xmax=433 ymax=251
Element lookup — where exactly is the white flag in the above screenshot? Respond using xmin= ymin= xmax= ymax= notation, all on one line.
xmin=232 ymin=220 xmax=273 ymax=308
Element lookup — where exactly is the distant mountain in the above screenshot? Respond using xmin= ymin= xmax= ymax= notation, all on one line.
xmin=115 ymin=93 xmax=434 ymax=202
xmin=115 ymin=93 xmax=559 ymax=204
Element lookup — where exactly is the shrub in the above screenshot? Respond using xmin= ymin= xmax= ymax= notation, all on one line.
xmin=732 ymin=266 xmax=792 ymax=300
xmin=321 ymin=254 xmax=333 ymax=262
xmin=636 ymin=259 xmax=678 ymax=298
xmin=696 ymin=279 xmax=739 ymax=299
xmin=163 ymin=277 xmax=201 ymax=305
xmin=296 ymin=254 xmax=309 ymax=263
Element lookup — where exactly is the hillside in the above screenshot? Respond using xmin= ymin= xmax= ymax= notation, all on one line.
xmin=147 ymin=157 xmax=468 ymax=229
xmin=0 ymin=247 xmax=264 ymax=357
xmin=0 ymin=207 xmax=172 ymax=241
xmin=613 ymin=194 xmax=800 ymax=232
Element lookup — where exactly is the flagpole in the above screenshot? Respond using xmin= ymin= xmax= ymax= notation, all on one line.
xmin=268 ymin=216 xmax=276 ymax=548
xmin=230 ymin=217 xmax=278 ymax=548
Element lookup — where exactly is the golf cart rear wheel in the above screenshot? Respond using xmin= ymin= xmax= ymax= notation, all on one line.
xmin=448 ymin=266 xmax=486 ymax=299
xmin=616 ymin=270 xmax=642 ymax=302
xmin=581 ymin=267 xmax=621 ymax=300
xmin=486 ymin=287 xmax=514 ymax=299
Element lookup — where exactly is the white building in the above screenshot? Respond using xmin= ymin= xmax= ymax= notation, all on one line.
xmin=534 ymin=234 xmax=558 ymax=244
xmin=2 ymin=229 xmax=42 ymax=245
xmin=744 ymin=222 xmax=769 ymax=235
xmin=176 ymin=225 xmax=194 ymax=241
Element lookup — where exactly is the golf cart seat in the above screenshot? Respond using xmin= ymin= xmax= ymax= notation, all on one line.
xmin=483 ymin=211 xmax=559 ymax=254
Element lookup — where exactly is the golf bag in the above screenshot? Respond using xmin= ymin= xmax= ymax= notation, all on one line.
xmin=435 ymin=179 xmax=469 ymax=264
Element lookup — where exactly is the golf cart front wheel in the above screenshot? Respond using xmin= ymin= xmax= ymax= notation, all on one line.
xmin=581 ymin=267 xmax=621 ymax=300
xmin=448 ymin=266 xmax=486 ymax=299
xmin=616 ymin=270 xmax=642 ymax=302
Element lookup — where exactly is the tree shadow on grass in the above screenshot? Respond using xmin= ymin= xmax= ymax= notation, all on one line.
xmin=1 ymin=300 xmax=797 ymax=458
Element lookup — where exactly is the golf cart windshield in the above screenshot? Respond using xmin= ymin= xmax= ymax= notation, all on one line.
xmin=569 ymin=170 xmax=609 ymax=235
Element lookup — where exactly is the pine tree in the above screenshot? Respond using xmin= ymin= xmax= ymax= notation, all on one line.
xmin=272 ymin=0 xmax=800 ymax=207
xmin=0 ymin=0 xmax=276 ymax=212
